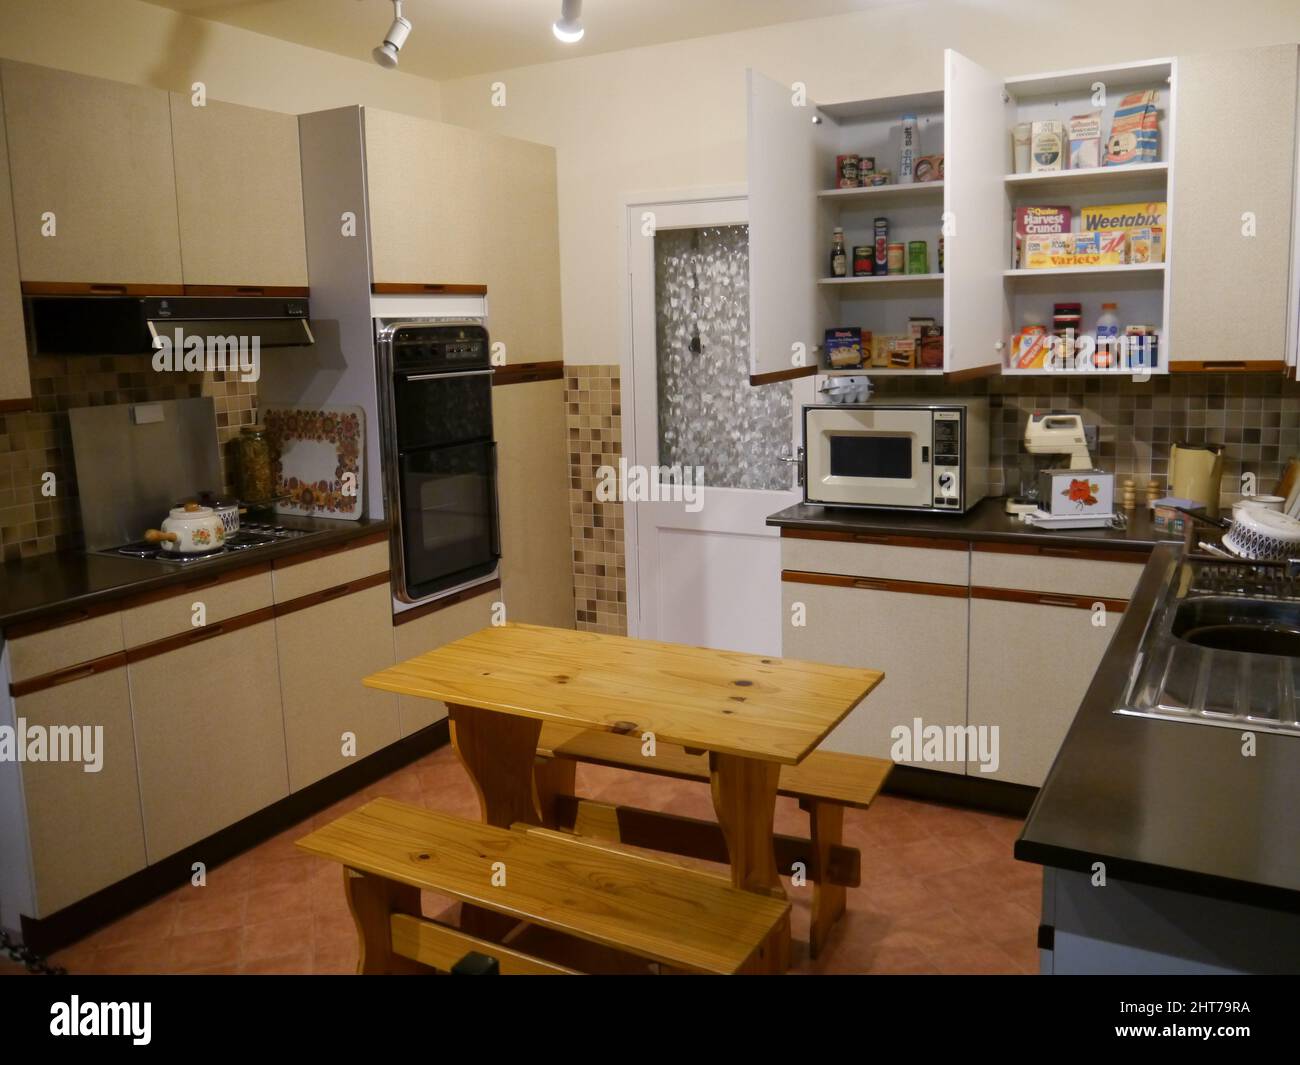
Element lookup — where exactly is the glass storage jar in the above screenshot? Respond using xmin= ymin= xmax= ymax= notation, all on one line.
xmin=237 ymin=424 xmax=274 ymax=503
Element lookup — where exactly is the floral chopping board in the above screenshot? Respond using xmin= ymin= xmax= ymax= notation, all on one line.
xmin=263 ymin=405 xmax=365 ymax=520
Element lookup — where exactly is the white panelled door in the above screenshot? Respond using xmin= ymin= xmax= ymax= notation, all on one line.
xmin=624 ymin=194 xmax=807 ymax=655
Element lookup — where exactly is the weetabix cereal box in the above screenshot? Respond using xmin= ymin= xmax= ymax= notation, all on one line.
xmin=1079 ymin=202 xmax=1167 ymax=261
xmin=1014 ymin=205 xmax=1071 ymax=268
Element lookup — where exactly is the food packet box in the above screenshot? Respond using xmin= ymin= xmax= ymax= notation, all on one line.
xmin=824 ymin=328 xmax=865 ymax=368
xmin=1072 ymin=230 xmax=1128 ymax=266
xmin=1024 ymin=234 xmax=1074 ymax=269
xmin=1068 ymin=111 xmax=1102 ymax=169
xmin=870 ymin=332 xmax=905 ymax=367
xmin=1031 ymin=120 xmax=1066 ymax=172
xmin=1127 ymin=226 xmax=1165 ymax=263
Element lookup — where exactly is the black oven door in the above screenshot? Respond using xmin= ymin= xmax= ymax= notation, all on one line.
xmin=396 ymin=440 xmax=500 ymax=601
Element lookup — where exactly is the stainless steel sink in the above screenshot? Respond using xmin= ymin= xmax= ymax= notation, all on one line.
xmin=1171 ymin=596 xmax=1300 ymax=658
xmin=1116 ymin=558 xmax=1300 ymax=736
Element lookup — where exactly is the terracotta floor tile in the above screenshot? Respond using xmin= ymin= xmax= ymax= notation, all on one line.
xmin=244 ymin=881 xmax=305 ymax=924
xmin=313 ymin=939 xmax=359 ymax=975
xmin=166 ymin=929 xmax=243 ymax=973
xmin=241 ymin=949 xmax=316 ymax=975
xmin=929 ymin=940 xmax=1021 ymax=975
xmin=240 ymin=916 xmax=314 ymax=962
xmin=172 ymin=892 xmax=248 ymax=936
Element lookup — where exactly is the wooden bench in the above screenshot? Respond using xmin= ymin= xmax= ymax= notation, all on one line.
xmin=297 ymin=797 xmax=792 ymax=975
xmin=534 ymin=723 xmax=892 ymax=958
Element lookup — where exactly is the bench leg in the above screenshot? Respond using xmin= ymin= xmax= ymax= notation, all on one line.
xmin=447 ymin=703 xmax=543 ymax=828
xmin=344 ymin=868 xmax=426 ymax=974
xmin=709 ymin=752 xmax=784 ymax=898
xmin=533 ymin=754 xmax=577 ymax=830
xmin=803 ymin=800 xmax=846 ymax=960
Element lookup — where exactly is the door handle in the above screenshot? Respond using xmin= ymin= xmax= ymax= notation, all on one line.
xmin=398 ymin=370 xmax=494 ymax=382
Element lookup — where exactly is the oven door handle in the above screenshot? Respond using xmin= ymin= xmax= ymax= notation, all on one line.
xmin=489 ymin=441 xmax=502 ymax=561
xmin=396 ymin=369 xmax=495 ymax=383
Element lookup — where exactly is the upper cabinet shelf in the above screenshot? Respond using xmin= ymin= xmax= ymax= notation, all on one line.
xmin=818 ymin=181 xmax=944 ymax=202
xmin=1003 ymin=161 xmax=1168 ymax=194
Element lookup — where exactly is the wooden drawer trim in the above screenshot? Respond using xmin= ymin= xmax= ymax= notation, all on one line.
xmin=181 ymin=284 xmax=309 ymax=298
xmin=391 ymin=578 xmax=501 ymax=627
xmin=1169 ymin=360 xmax=1286 ymax=374
xmin=371 ymin=282 xmax=487 ymax=296
xmin=493 ymin=362 xmax=563 ymax=387
xmin=119 ymin=562 xmax=273 ymax=611
xmin=9 ymin=652 xmax=127 ymax=698
xmin=271 ymin=528 xmax=390 ymax=569
xmin=971 ymin=540 xmax=1149 ymax=565
xmin=971 ymin=585 xmax=1128 ymax=612
xmin=274 ymin=570 xmax=391 ymax=619
xmin=124 ymin=606 xmax=276 ymax=664
xmin=20 ymin=281 xmax=185 ymax=296
xmin=0 ymin=398 xmax=34 ymax=413
xmin=4 ymin=599 xmax=122 ymax=640
xmin=782 ymin=527 xmax=969 ymax=552
xmin=782 ymin=569 xmax=969 ymax=599
xmin=749 ymin=365 xmax=817 ymax=386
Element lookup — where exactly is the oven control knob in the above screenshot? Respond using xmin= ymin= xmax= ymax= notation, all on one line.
xmin=938 ymin=472 xmax=956 ymax=494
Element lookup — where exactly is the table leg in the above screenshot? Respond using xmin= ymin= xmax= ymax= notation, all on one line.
xmin=708 ymin=752 xmax=784 ymax=898
xmin=344 ymin=868 xmax=425 ymax=974
xmin=447 ymin=703 xmax=543 ymax=828
xmin=802 ymin=799 xmax=846 ymax=960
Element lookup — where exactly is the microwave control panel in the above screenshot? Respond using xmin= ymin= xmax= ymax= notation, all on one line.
xmin=932 ymin=410 xmax=962 ymax=509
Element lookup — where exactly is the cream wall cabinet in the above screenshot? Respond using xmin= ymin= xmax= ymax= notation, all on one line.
xmin=16 ymin=665 xmax=148 ymax=916
xmin=0 ymin=74 xmax=28 ymax=405
xmin=363 ymin=109 xmax=563 ymax=365
xmin=493 ymin=378 xmax=573 ymax=629
xmin=277 ymin=582 xmax=399 ymax=791
xmin=1167 ymin=44 xmax=1299 ymax=366
xmin=128 ymin=620 xmax=289 ymax=861
xmin=0 ymin=61 xmax=183 ymax=285
xmin=967 ymin=595 xmax=1120 ymax=786
xmin=169 ymin=94 xmax=309 ymax=288
xmin=782 ymin=576 xmax=969 ymax=773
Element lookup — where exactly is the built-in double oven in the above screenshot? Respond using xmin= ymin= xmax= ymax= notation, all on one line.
xmin=376 ymin=318 xmax=500 ymax=610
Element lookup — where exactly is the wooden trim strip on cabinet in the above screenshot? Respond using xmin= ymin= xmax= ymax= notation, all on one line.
xmin=273 ymin=570 xmax=391 ymax=619
xmin=118 ymin=562 xmax=273 ymax=612
xmin=181 ymin=285 xmax=310 ymax=298
xmin=971 ymin=540 xmax=1149 ymax=564
xmin=749 ymin=365 xmax=817 ymax=386
xmin=782 ymin=569 xmax=969 ymax=599
xmin=1169 ymin=360 xmax=1286 ymax=374
xmin=270 ymin=528 xmax=390 ymax=569
xmin=780 ymin=527 xmax=969 ymax=552
xmin=0 ymin=398 xmax=34 ymax=413
xmin=124 ymin=605 xmax=276 ymax=664
xmin=3 ymin=598 xmax=123 ymax=640
xmin=371 ymin=282 xmax=488 ymax=296
xmin=971 ymin=585 xmax=1128 ymax=612
xmin=391 ymin=578 xmax=502 ymax=627
xmin=492 ymin=362 xmax=564 ymax=387
xmin=19 ymin=281 xmax=186 ymax=296
xmin=945 ymin=363 xmax=1002 ymax=383
xmin=9 ymin=652 xmax=127 ymax=699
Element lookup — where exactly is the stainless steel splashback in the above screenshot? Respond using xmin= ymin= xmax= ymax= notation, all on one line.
xmin=69 ymin=398 xmax=223 ymax=550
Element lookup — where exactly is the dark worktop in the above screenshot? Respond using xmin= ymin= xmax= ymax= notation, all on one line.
xmin=0 ymin=516 xmax=389 ymax=632
xmin=767 ymin=496 xmax=1179 ymax=553
xmin=1015 ymin=543 xmax=1300 ymax=912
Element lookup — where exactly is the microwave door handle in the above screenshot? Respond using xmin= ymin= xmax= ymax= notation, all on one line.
xmin=921 ymin=445 xmax=930 ymax=464
xmin=488 ymin=441 xmax=502 ymax=560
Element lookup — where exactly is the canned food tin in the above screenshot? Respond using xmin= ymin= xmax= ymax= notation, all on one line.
xmin=886 ymin=243 xmax=905 ymax=274
xmin=836 ymin=154 xmax=860 ymax=189
xmin=852 ymin=246 xmax=874 ymax=276
xmin=907 ymin=240 xmax=929 ymax=274
xmin=873 ymin=218 xmax=889 ymax=275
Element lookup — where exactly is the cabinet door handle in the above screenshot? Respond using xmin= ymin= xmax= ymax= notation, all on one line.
xmin=851 ymin=534 xmax=893 ymax=545
xmin=1036 ymin=595 xmax=1082 ymax=609
xmin=317 ymin=583 xmax=354 ymax=602
xmin=852 ymin=577 xmax=888 ymax=590
xmin=186 ymin=623 xmax=227 ymax=643
xmin=49 ymin=666 xmax=97 ymax=688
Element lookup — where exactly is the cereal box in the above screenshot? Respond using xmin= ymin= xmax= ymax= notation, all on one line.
xmin=1014 ymin=205 xmax=1071 ymax=268
xmin=1071 ymin=230 xmax=1128 ymax=266
xmin=1024 ymin=234 xmax=1074 ymax=269
xmin=1079 ymin=202 xmax=1166 ymax=239
xmin=1068 ymin=111 xmax=1102 ymax=169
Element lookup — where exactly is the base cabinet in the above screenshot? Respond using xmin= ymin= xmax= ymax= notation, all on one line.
xmin=782 ymin=579 xmax=968 ymax=772
xmin=277 ymin=583 xmax=399 ymax=791
xmin=128 ymin=620 xmax=289 ymax=862
xmin=16 ymin=666 xmax=148 ymax=916
xmin=968 ymin=595 xmax=1119 ymax=786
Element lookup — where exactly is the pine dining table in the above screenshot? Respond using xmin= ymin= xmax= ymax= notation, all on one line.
xmin=362 ymin=622 xmax=883 ymax=953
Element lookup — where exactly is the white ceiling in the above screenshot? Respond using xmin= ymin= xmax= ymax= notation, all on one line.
xmin=143 ymin=0 xmax=891 ymax=81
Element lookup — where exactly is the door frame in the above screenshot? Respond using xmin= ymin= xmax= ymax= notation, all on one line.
xmin=617 ymin=184 xmax=749 ymax=637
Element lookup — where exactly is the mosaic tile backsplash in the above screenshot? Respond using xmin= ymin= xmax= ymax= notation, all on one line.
xmin=872 ymin=372 xmax=1300 ymax=504
xmin=566 ymin=365 xmax=626 ymax=634
xmin=654 ymin=225 xmax=792 ymax=490
xmin=0 ymin=354 xmax=257 ymax=560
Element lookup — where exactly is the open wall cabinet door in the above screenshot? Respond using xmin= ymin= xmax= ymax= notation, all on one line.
xmin=746 ymin=68 xmax=835 ymax=383
xmin=943 ymin=49 xmax=1012 ymax=376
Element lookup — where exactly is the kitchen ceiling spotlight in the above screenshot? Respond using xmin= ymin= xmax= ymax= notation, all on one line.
xmin=552 ymin=0 xmax=584 ymax=44
xmin=372 ymin=0 xmax=412 ymax=68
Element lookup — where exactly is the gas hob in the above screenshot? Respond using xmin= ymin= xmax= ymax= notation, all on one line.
xmin=99 ymin=523 xmax=311 ymax=565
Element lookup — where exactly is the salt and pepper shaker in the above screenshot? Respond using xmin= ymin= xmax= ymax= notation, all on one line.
xmin=1121 ymin=478 xmax=1136 ymax=510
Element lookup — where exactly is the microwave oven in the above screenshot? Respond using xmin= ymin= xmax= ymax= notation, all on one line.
xmin=801 ymin=399 xmax=989 ymax=513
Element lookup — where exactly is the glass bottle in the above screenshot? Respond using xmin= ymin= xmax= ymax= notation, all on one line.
xmin=237 ymin=424 xmax=274 ymax=503
xmin=830 ymin=226 xmax=847 ymax=278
